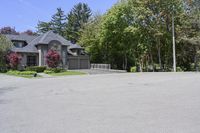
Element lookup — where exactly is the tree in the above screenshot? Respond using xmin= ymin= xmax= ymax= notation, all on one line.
xmin=65 ymin=3 xmax=92 ymax=43
xmin=99 ymin=3 xmax=135 ymax=70
xmin=51 ymin=8 xmax=67 ymax=36
xmin=6 ymin=52 xmax=21 ymax=70
xmin=78 ymin=14 xmax=103 ymax=63
xmin=0 ymin=35 xmax=12 ymax=70
xmin=37 ymin=21 xmax=52 ymax=34
xmin=0 ymin=26 xmax=19 ymax=35
xmin=79 ymin=0 xmax=188 ymax=71
xmin=21 ymin=30 xmax=36 ymax=35
xmin=46 ymin=49 xmax=61 ymax=68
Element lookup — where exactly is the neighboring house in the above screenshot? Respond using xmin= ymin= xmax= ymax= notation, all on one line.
xmin=5 ymin=31 xmax=90 ymax=69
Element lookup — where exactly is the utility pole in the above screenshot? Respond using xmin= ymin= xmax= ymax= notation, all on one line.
xmin=172 ymin=6 xmax=176 ymax=72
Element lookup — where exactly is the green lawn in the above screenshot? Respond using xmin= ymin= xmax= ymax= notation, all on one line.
xmin=6 ymin=73 xmax=41 ymax=78
xmin=49 ymin=71 xmax=86 ymax=76
xmin=5 ymin=70 xmax=41 ymax=78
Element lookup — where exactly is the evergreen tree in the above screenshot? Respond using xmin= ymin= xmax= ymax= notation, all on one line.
xmin=51 ymin=8 xmax=67 ymax=36
xmin=66 ymin=3 xmax=92 ymax=43
xmin=37 ymin=21 xmax=52 ymax=34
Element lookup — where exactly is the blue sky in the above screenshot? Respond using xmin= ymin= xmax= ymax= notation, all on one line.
xmin=0 ymin=0 xmax=118 ymax=32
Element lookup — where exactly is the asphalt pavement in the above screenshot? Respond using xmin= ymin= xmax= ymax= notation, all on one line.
xmin=0 ymin=72 xmax=200 ymax=133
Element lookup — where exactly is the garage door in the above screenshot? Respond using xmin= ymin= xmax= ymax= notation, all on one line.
xmin=80 ymin=59 xmax=89 ymax=69
xmin=68 ymin=56 xmax=90 ymax=69
xmin=68 ymin=59 xmax=79 ymax=69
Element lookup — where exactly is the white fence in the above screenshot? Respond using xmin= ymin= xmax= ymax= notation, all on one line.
xmin=91 ymin=64 xmax=111 ymax=70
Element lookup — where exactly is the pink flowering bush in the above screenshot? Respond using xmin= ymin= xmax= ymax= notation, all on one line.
xmin=7 ymin=52 xmax=21 ymax=69
xmin=46 ymin=50 xmax=61 ymax=68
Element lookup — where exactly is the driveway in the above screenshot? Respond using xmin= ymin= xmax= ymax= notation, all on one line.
xmin=0 ymin=73 xmax=200 ymax=133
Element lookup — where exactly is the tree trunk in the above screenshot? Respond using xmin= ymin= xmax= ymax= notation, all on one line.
xmin=194 ymin=46 xmax=199 ymax=72
xmin=124 ymin=53 xmax=127 ymax=70
xmin=150 ymin=52 xmax=154 ymax=72
xmin=157 ymin=38 xmax=162 ymax=70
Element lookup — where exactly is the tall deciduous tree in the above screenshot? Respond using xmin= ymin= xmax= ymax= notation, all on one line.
xmin=0 ymin=35 xmax=12 ymax=70
xmin=21 ymin=30 xmax=36 ymax=35
xmin=65 ymin=3 xmax=92 ymax=43
xmin=79 ymin=14 xmax=103 ymax=63
xmin=0 ymin=27 xmax=19 ymax=35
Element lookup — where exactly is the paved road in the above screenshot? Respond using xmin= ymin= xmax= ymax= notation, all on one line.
xmin=0 ymin=73 xmax=200 ymax=133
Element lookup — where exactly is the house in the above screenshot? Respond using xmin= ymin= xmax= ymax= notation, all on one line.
xmin=5 ymin=31 xmax=90 ymax=69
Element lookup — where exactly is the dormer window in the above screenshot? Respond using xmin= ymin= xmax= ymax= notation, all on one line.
xmin=12 ymin=41 xmax=27 ymax=48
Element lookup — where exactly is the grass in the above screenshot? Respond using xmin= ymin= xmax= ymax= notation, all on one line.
xmin=6 ymin=73 xmax=41 ymax=78
xmin=49 ymin=71 xmax=86 ymax=76
xmin=5 ymin=70 xmax=41 ymax=78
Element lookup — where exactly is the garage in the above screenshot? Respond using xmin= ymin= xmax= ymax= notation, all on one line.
xmin=68 ymin=56 xmax=90 ymax=69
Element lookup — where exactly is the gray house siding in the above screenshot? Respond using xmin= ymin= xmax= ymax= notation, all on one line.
xmin=62 ymin=46 xmax=68 ymax=68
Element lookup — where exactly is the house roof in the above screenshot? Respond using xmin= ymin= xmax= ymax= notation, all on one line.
xmin=5 ymin=34 xmax=37 ymax=43
xmin=31 ymin=31 xmax=71 ymax=46
xmin=5 ymin=31 xmax=78 ymax=53
xmin=68 ymin=43 xmax=84 ymax=50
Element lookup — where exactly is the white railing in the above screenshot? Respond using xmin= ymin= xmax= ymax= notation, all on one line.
xmin=91 ymin=64 xmax=111 ymax=70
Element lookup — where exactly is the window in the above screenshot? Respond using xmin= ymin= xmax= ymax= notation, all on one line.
xmin=12 ymin=41 xmax=27 ymax=48
xmin=27 ymin=56 xmax=36 ymax=66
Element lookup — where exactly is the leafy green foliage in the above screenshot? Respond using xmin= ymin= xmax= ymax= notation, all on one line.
xmin=46 ymin=68 xmax=64 ymax=73
xmin=79 ymin=0 xmax=200 ymax=71
xmin=26 ymin=66 xmax=46 ymax=73
xmin=176 ymin=67 xmax=183 ymax=72
xmin=130 ymin=66 xmax=137 ymax=72
xmin=78 ymin=14 xmax=103 ymax=63
xmin=44 ymin=68 xmax=65 ymax=74
xmin=44 ymin=70 xmax=54 ymax=74
xmin=7 ymin=70 xmax=37 ymax=76
xmin=0 ymin=35 xmax=12 ymax=70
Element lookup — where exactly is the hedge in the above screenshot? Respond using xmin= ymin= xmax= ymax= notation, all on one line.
xmin=7 ymin=70 xmax=37 ymax=76
xmin=130 ymin=66 xmax=137 ymax=72
xmin=26 ymin=66 xmax=46 ymax=73
xmin=47 ymin=68 xmax=65 ymax=73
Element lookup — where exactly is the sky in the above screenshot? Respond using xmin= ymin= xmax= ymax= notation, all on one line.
xmin=0 ymin=0 xmax=118 ymax=32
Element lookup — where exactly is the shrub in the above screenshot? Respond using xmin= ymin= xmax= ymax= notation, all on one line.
xmin=176 ymin=67 xmax=183 ymax=72
xmin=6 ymin=52 xmax=21 ymax=69
xmin=20 ymin=71 xmax=37 ymax=75
xmin=130 ymin=66 xmax=137 ymax=72
xmin=44 ymin=70 xmax=54 ymax=74
xmin=48 ymin=68 xmax=64 ymax=73
xmin=44 ymin=68 xmax=65 ymax=74
xmin=26 ymin=66 xmax=46 ymax=73
xmin=7 ymin=70 xmax=36 ymax=75
xmin=46 ymin=50 xmax=61 ymax=68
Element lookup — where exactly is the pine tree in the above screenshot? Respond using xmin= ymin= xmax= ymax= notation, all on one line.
xmin=37 ymin=21 xmax=52 ymax=34
xmin=51 ymin=8 xmax=67 ymax=36
xmin=66 ymin=3 xmax=92 ymax=43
